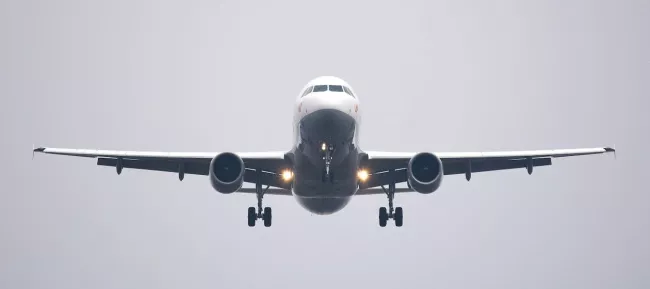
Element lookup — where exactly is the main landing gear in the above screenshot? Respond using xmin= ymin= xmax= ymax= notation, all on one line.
xmin=248 ymin=169 xmax=272 ymax=227
xmin=379 ymin=170 xmax=403 ymax=227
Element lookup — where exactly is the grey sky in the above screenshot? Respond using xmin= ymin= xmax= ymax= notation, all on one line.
xmin=1 ymin=0 xmax=648 ymax=288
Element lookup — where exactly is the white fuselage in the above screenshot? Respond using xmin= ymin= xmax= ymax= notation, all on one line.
xmin=289 ymin=76 xmax=362 ymax=214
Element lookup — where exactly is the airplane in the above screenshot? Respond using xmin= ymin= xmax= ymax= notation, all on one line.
xmin=33 ymin=76 xmax=616 ymax=228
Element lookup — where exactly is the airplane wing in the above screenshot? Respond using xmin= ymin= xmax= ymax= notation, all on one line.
xmin=33 ymin=147 xmax=293 ymax=194
xmin=358 ymin=147 xmax=615 ymax=192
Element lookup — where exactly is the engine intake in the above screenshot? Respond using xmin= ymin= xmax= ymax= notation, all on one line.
xmin=407 ymin=152 xmax=443 ymax=194
xmin=209 ymin=152 xmax=245 ymax=194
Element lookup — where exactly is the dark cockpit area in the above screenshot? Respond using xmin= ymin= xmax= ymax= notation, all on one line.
xmin=302 ymin=85 xmax=355 ymax=98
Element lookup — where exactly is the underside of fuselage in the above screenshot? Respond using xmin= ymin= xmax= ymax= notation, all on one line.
xmin=292 ymin=108 xmax=360 ymax=215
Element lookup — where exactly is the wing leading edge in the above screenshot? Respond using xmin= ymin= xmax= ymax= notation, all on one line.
xmin=34 ymin=146 xmax=615 ymax=196
xmin=33 ymin=146 xmax=292 ymax=193
xmin=359 ymin=147 xmax=615 ymax=192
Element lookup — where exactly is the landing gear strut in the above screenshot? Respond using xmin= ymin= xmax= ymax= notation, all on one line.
xmin=322 ymin=143 xmax=335 ymax=183
xmin=379 ymin=169 xmax=403 ymax=227
xmin=248 ymin=169 xmax=272 ymax=227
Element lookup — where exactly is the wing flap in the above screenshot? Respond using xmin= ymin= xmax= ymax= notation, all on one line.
xmin=443 ymin=157 xmax=552 ymax=175
xmin=237 ymin=188 xmax=293 ymax=195
xmin=357 ymin=158 xmax=552 ymax=193
xmin=359 ymin=169 xmax=407 ymax=190
xmin=243 ymin=169 xmax=291 ymax=190
xmin=355 ymin=187 xmax=413 ymax=195
xmin=97 ymin=158 xmax=209 ymax=175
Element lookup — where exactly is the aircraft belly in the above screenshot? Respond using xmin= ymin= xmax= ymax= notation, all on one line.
xmin=292 ymin=108 xmax=360 ymax=214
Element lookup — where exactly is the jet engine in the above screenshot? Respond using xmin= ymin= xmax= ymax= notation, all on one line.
xmin=407 ymin=152 xmax=444 ymax=194
xmin=209 ymin=152 xmax=245 ymax=194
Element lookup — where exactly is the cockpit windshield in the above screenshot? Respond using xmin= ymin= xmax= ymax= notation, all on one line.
xmin=328 ymin=85 xmax=344 ymax=92
xmin=312 ymin=85 xmax=328 ymax=92
xmin=301 ymin=84 xmax=356 ymax=98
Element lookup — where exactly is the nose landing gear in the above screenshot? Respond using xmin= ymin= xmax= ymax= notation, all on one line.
xmin=378 ymin=169 xmax=403 ymax=227
xmin=321 ymin=142 xmax=335 ymax=183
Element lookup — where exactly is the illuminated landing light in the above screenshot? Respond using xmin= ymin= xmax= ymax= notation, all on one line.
xmin=321 ymin=143 xmax=327 ymax=151
xmin=357 ymin=169 xmax=369 ymax=182
xmin=281 ymin=169 xmax=294 ymax=181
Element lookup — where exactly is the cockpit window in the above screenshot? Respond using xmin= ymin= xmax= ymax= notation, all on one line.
xmin=301 ymin=86 xmax=313 ymax=97
xmin=306 ymin=84 xmax=355 ymax=97
xmin=343 ymin=86 xmax=354 ymax=97
xmin=328 ymin=85 xmax=344 ymax=92
xmin=313 ymin=85 xmax=328 ymax=92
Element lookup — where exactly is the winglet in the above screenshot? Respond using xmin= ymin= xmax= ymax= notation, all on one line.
xmin=604 ymin=146 xmax=616 ymax=159
xmin=33 ymin=146 xmax=45 ymax=159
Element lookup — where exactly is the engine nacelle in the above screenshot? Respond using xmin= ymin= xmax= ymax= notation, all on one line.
xmin=209 ymin=152 xmax=245 ymax=194
xmin=407 ymin=152 xmax=444 ymax=194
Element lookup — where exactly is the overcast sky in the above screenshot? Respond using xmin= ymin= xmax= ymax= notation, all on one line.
xmin=1 ymin=0 xmax=648 ymax=288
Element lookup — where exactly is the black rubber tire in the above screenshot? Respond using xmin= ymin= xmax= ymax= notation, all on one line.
xmin=263 ymin=207 xmax=272 ymax=227
xmin=379 ymin=207 xmax=388 ymax=227
xmin=394 ymin=207 xmax=403 ymax=227
xmin=247 ymin=207 xmax=256 ymax=227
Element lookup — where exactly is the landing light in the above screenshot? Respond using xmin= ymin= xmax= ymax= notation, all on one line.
xmin=281 ymin=169 xmax=293 ymax=181
xmin=357 ymin=169 xmax=369 ymax=182
xmin=321 ymin=143 xmax=327 ymax=151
